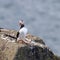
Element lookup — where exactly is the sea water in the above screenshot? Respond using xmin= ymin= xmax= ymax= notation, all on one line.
xmin=0 ymin=0 xmax=60 ymax=56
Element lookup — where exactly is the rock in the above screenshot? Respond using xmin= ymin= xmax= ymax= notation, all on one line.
xmin=0 ymin=28 xmax=60 ymax=60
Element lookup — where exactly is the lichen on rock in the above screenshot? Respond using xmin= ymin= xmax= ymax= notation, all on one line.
xmin=0 ymin=28 xmax=60 ymax=60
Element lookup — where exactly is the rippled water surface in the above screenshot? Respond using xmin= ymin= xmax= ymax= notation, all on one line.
xmin=0 ymin=0 xmax=60 ymax=56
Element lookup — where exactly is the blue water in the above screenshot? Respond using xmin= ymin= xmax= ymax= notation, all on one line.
xmin=0 ymin=0 xmax=60 ymax=56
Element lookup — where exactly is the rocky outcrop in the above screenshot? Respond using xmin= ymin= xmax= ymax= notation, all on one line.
xmin=0 ymin=28 xmax=60 ymax=60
